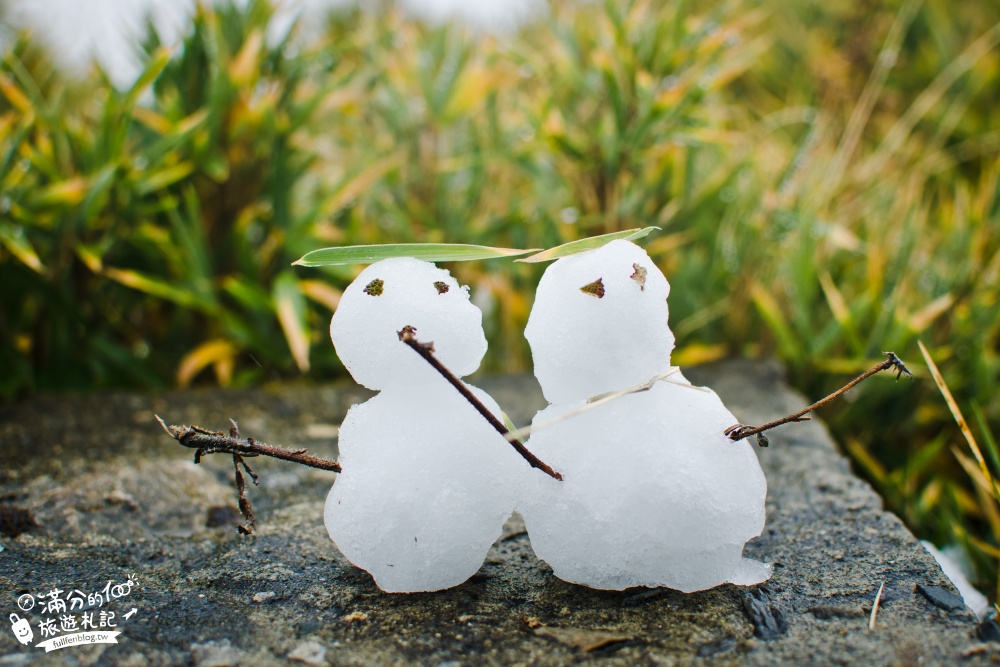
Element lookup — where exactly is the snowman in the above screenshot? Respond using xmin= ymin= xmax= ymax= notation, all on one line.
xmin=520 ymin=239 xmax=769 ymax=592
xmin=325 ymin=257 xmax=530 ymax=592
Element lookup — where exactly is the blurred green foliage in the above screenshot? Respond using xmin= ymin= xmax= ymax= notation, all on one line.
xmin=1 ymin=0 xmax=999 ymax=595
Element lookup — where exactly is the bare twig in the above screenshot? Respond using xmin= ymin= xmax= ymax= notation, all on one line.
xmin=156 ymin=416 xmax=342 ymax=472
xmin=725 ymin=352 xmax=912 ymax=447
xmin=156 ymin=416 xmax=341 ymax=534
xmin=232 ymin=452 xmax=257 ymax=535
xmin=398 ymin=325 xmax=563 ymax=481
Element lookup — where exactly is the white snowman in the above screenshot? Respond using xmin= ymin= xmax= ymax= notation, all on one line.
xmin=325 ymin=257 xmax=530 ymax=592
xmin=520 ymin=239 xmax=769 ymax=592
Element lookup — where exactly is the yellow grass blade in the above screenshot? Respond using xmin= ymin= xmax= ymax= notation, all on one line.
xmin=920 ymin=340 xmax=999 ymax=504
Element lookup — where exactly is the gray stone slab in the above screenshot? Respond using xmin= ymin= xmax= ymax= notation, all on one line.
xmin=0 ymin=360 xmax=992 ymax=665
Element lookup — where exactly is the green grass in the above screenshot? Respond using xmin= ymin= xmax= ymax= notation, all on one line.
xmin=2 ymin=0 xmax=999 ymax=596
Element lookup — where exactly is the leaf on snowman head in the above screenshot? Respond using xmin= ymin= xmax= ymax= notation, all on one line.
xmin=516 ymin=226 xmax=660 ymax=263
xmin=293 ymin=243 xmax=538 ymax=267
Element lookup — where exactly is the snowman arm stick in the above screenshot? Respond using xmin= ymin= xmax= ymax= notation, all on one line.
xmin=724 ymin=352 xmax=912 ymax=447
xmin=155 ymin=416 xmax=343 ymax=472
xmin=398 ymin=326 xmax=563 ymax=481
xmin=155 ymin=416 xmax=342 ymax=535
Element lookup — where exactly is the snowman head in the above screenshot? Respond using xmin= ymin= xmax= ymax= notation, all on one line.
xmin=330 ymin=257 xmax=487 ymax=391
xmin=525 ymin=239 xmax=674 ymax=404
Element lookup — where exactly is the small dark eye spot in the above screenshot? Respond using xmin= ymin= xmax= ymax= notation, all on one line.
xmin=363 ymin=279 xmax=384 ymax=296
xmin=580 ymin=278 xmax=605 ymax=298
xmin=434 ymin=281 xmax=449 ymax=294
xmin=630 ymin=263 xmax=647 ymax=291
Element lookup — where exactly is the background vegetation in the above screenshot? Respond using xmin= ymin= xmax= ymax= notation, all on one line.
xmin=2 ymin=0 xmax=998 ymax=601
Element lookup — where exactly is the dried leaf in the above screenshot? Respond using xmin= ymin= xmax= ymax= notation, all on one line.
xmin=535 ymin=627 xmax=632 ymax=652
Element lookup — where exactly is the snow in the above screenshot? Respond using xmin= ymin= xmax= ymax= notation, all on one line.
xmin=325 ymin=257 xmax=528 ymax=592
xmin=325 ymin=244 xmax=770 ymax=594
xmin=329 ymin=257 xmax=486 ymax=391
xmin=524 ymin=239 xmax=675 ymax=404
xmin=520 ymin=240 xmax=769 ymax=591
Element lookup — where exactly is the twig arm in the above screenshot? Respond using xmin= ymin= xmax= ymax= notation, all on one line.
xmin=156 ymin=416 xmax=342 ymax=472
xmin=725 ymin=352 xmax=912 ymax=447
xmin=398 ymin=326 xmax=563 ymax=481
xmin=156 ymin=416 xmax=342 ymax=535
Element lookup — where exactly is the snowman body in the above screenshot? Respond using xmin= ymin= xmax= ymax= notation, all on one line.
xmin=521 ymin=240 xmax=768 ymax=592
xmin=325 ymin=257 xmax=526 ymax=593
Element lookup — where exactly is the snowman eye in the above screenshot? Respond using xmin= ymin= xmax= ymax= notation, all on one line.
xmin=363 ymin=279 xmax=384 ymax=296
xmin=579 ymin=278 xmax=605 ymax=298
xmin=434 ymin=281 xmax=449 ymax=295
xmin=630 ymin=263 xmax=647 ymax=291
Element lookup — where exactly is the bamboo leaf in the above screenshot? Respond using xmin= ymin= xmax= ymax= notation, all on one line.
xmin=0 ymin=224 xmax=44 ymax=273
xmin=750 ymin=282 xmax=801 ymax=363
xmin=818 ymin=270 xmax=863 ymax=354
xmin=319 ymin=153 xmax=402 ymax=218
xmin=0 ymin=73 xmax=32 ymax=114
xmin=137 ymin=162 xmax=196 ymax=195
xmin=125 ymin=47 xmax=171 ymax=106
xmin=273 ymin=271 xmax=310 ymax=372
xmin=103 ymin=267 xmax=204 ymax=308
xmin=294 ymin=244 xmax=538 ymax=267
xmin=516 ymin=227 xmax=660 ymax=263
xmin=229 ymin=30 xmax=264 ymax=86
xmin=74 ymin=243 xmax=104 ymax=273
xmin=177 ymin=339 xmax=237 ymax=387
xmin=33 ymin=177 xmax=88 ymax=206
xmin=299 ymin=279 xmax=343 ymax=311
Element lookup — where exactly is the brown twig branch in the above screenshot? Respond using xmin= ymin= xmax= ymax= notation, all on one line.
xmin=725 ymin=352 xmax=912 ymax=448
xmin=398 ymin=325 xmax=563 ymax=481
xmin=156 ymin=416 xmax=341 ymax=534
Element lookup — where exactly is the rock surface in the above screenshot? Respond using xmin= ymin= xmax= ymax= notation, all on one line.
xmin=0 ymin=361 xmax=991 ymax=665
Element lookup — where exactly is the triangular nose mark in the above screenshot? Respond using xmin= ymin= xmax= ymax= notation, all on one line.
xmin=363 ymin=279 xmax=384 ymax=296
xmin=580 ymin=278 xmax=605 ymax=298
xmin=630 ymin=263 xmax=647 ymax=291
